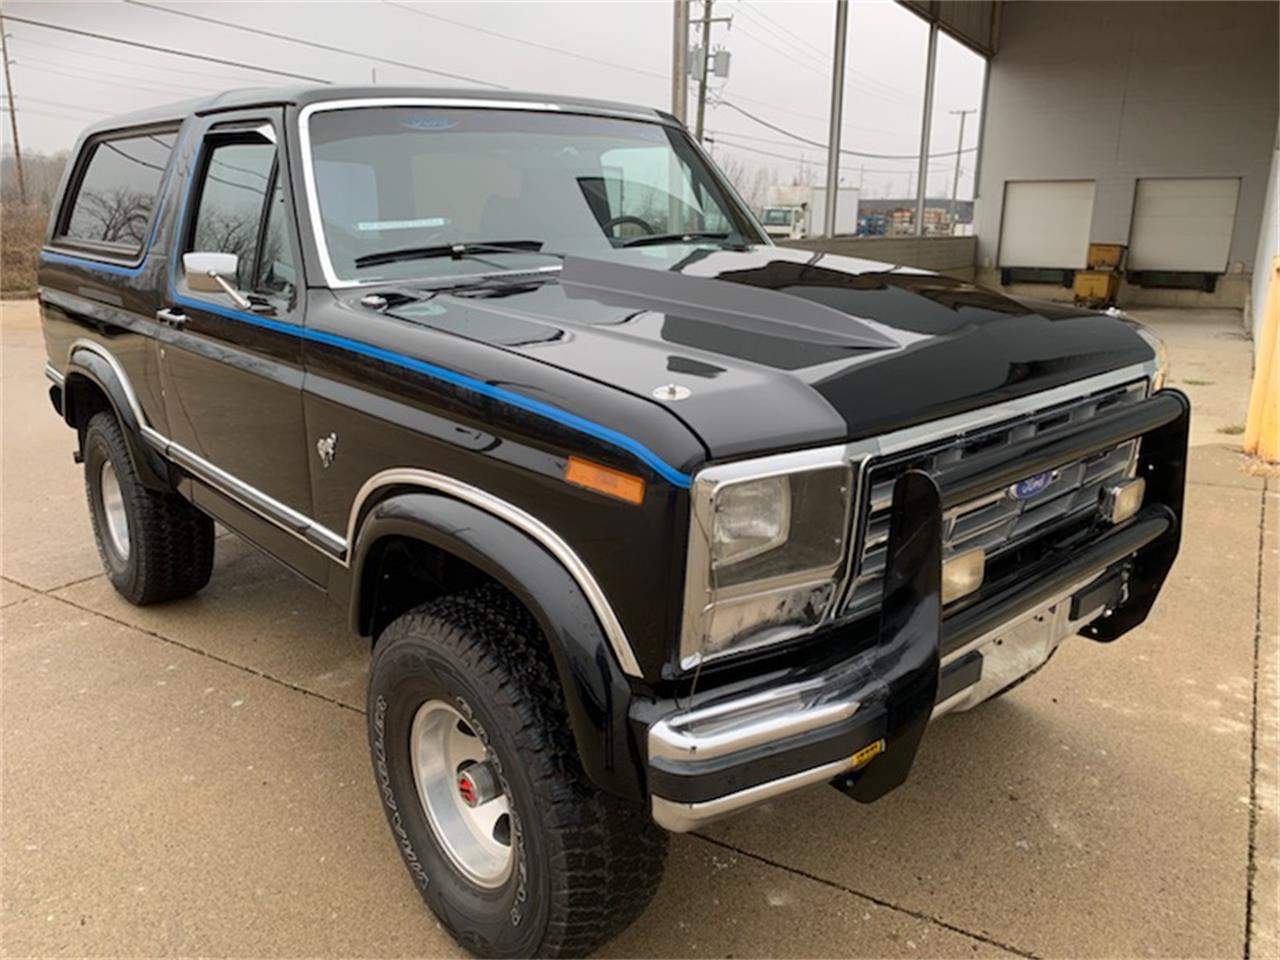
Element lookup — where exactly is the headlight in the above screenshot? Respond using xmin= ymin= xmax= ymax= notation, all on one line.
xmin=681 ymin=449 xmax=855 ymax=669
xmin=712 ymin=476 xmax=790 ymax=566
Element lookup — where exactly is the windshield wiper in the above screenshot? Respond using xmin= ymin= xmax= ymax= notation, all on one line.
xmin=620 ymin=231 xmax=737 ymax=249
xmin=354 ymin=240 xmax=562 ymax=269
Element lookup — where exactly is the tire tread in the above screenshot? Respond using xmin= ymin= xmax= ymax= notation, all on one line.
xmin=373 ymin=585 xmax=666 ymax=958
xmin=85 ymin=411 xmax=214 ymax=605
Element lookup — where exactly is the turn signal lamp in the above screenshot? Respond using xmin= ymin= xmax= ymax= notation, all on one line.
xmin=1101 ymin=477 xmax=1146 ymax=525
xmin=942 ymin=548 xmax=986 ymax=605
xmin=565 ymin=456 xmax=645 ymax=505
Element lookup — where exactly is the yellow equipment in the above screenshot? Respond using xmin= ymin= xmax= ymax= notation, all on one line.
xmin=1244 ymin=256 xmax=1279 ymax=464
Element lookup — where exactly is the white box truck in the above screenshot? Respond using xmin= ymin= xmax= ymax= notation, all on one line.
xmin=760 ymin=185 xmax=859 ymax=240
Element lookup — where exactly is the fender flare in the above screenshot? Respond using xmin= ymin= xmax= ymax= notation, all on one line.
xmin=350 ymin=490 xmax=646 ymax=802
xmin=64 ymin=344 xmax=171 ymax=490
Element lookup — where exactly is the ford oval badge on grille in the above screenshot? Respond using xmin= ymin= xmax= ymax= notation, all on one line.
xmin=1007 ymin=470 xmax=1058 ymax=501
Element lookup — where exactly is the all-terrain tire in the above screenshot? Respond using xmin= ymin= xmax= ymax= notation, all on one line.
xmin=367 ymin=585 xmax=668 ymax=959
xmin=83 ymin=410 xmax=215 ymax=604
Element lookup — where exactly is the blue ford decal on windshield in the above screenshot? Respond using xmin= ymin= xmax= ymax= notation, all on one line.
xmin=400 ymin=116 xmax=458 ymax=130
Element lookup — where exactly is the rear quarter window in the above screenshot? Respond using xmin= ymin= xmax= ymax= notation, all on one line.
xmin=57 ymin=128 xmax=178 ymax=258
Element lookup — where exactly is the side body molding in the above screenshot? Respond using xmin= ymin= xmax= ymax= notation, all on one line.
xmin=63 ymin=341 xmax=171 ymax=490
xmin=348 ymin=489 xmax=646 ymax=801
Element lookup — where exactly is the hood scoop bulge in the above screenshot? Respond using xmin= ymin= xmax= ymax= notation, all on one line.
xmin=559 ymin=256 xmax=898 ymax=351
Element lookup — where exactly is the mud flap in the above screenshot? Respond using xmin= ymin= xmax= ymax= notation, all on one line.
xmin=833 ymin=469 xmax=942 ymax=803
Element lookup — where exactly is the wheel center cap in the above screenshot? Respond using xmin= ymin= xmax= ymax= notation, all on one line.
xmin=456 ymin=761 xmax=499 ymax=808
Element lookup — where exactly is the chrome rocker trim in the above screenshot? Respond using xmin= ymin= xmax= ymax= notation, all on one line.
xmin=54 ymin=341 xmax=645 ymax=677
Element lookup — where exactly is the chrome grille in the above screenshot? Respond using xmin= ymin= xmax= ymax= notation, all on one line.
xmin=843 ymin=381 xmax=1147 ymax=619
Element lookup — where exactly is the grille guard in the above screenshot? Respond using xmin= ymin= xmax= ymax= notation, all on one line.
xmin=837 ymin=388 xmax=1189 ymax=802
xmin=641 ymin=389 xmax=1190 ymax=825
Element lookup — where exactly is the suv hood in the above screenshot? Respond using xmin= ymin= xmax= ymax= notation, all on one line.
xmin=383 ymin=246 xmax=1154 ymax=462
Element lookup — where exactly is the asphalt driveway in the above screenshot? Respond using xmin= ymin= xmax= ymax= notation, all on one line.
xmin=2 ymin=298 xmax=1275 ymax=958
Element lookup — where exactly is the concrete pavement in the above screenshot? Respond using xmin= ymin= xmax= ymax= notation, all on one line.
xmin=2 ymin=298 xmax=1275 ymax=958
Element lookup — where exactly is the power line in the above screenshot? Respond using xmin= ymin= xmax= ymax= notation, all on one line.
xmin=124 ymin=0 xmax=504 ymax=89
xmin=728 ymin=20 xmax=832 ymax=84
xmin=732 ymin=0 xmax=917 ymax=104
xmin=383 ymin=0 xmax=668 ymax=82
xmin=3 ymin=94 xmax=122 ymax=116
xmin=381 ymin=0 xmax=854 ymax=131
xmin=16 ymin=59 xmax=219 ymax=97
xmin=16 ymin=44 xmax=223 ymax=92
xmin=0 ymin=13 xmax=333 ymax=84
xmin=718 ymin=99 xmax=976 ymax=160
xmin=731 ymin=1 xmax=829 ymax=67
xmin=101 ymin=139 xmax=166 ymax=172
xmin=3 ymin=104 xmax=98 ymax=125
xmin=10 ymin=32 xmax=270 ymax=84
xmin=737 ymin=0 xmax=830 ymax=65
xmin=706 ymin=127 xmax=918 ymax=157
xmin=710 ymin=133 xmax=949 ymax=175
xmin=728 ymin=11 xmax=914 ymax=105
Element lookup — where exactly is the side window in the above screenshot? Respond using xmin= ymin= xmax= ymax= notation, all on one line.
xmin=257 ymin=177 xmax=297 ymax=298
xmin=60 ymin=130 xmax=176 ymax=255
xmin=190 ymin=141 xmax=274 ymax=290
xmin=188 ymin=137 xmax=297 ymax=301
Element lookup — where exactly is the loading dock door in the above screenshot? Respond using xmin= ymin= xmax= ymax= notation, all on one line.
xmin=1128 ymin=178 xmax=1240 ymax=272
xmin=998 ymin=180 xmax=1095 ymax=268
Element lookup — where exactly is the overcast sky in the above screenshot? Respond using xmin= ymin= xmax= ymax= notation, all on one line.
xmin=0 ymin=0 xmax=985 ymax=200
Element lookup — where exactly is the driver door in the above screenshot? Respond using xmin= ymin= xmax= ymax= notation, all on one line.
xmin=157 ymin=110 xmax=322 ymax=577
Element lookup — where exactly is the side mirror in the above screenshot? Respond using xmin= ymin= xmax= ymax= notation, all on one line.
xmin=183 ymin=251 xmax=251 ymax=310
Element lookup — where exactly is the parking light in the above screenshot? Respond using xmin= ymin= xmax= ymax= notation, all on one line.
xmin=942 ymin=548 xmax=986 ymax=604
xmin=1101 ymin=477 xmax=1146 ymax=525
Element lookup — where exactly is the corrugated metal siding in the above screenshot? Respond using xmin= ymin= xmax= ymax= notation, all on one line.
xmin=899 ymin=0 xmax=999 ymax=57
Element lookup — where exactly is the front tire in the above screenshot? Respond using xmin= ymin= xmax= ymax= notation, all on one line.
xmin=367 ymin=586 xmax=667 ymax=958
xmin=83 ymin=411 xmax=215 ymax=605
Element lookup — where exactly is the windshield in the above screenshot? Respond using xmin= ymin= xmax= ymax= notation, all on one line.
xmin=305 ymin=106 xmax=763 ymax=285
xmin=760 ymin=208 xmax=794 ymax=226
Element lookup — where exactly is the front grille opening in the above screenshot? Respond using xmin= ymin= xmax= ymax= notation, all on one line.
xmin=839 ymin=380 xmax=1146 ymax=623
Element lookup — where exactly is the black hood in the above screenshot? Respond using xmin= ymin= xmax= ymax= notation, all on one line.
xmin=381 ymin=246 xmax=1154 ymax=462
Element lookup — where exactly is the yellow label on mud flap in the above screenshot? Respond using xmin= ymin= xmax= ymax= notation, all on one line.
xmin=851 ymin=738 xmax=886 ymax=768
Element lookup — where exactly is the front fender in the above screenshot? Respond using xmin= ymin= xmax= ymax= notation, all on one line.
xmin=349 ymin=491 xmax=646 ymax=802
xmin=64 ymin=346 xmax=171 ymax=490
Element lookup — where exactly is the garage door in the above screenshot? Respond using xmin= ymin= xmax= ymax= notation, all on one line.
xmin=1128 ymin=178 xmax=1240 ymax=272
xmin=998 ymin=180 xmax=1095 ymax=268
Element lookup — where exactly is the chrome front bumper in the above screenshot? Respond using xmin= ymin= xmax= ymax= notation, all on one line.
xmin=649 ymin=571 xmax=1119 ymax=832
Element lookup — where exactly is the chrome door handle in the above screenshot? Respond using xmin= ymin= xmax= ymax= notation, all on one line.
xmin=156 ymin=307 xmax=187 ymax=328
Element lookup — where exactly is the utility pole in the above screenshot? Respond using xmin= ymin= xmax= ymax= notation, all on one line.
xmin=822 ymin=0 xmax=848 ymax=238
xmin=690 ymin=0 xmax=730 ymax=142
xmin=948 ymin=108 xmax=975 ymax=233
xmin=671 ymin=0 xmax=689 ymax=123
xmin=0 ymin=18 xmax=27 ymax=205
xmin=694 ymin=0 xmax=713 ymax=142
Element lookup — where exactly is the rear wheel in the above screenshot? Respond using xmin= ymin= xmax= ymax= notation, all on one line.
xmin=83 ymin=411 xmax=215 ymax=605
xmin=367 ymin=586 xmax=667 ymax=958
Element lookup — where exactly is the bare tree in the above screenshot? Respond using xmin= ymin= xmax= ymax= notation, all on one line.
xmin=73 ymin=187 xmax=152 ymax=247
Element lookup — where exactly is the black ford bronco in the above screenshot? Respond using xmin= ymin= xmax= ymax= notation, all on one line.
xmin=39 ymin=87 xmax=1187 ymax=957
